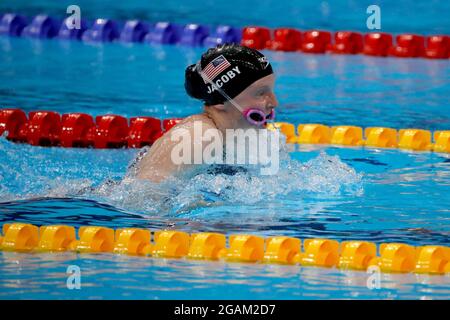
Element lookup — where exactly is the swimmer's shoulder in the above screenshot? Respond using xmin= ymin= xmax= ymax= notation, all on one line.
xmin=159 ymin=113 xmax=220 ymax=143
xmin=167 ymin=113 xmax=217 ymax=132
xmin=148 ymin=114 xmax=214 ymax=148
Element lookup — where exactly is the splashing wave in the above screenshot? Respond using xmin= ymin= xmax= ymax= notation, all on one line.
xmin=0 ymin=136 xmax=364 ymax=216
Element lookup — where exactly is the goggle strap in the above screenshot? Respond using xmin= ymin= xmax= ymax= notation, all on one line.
xmin=196 ymin=61 xmax=244 ymax=113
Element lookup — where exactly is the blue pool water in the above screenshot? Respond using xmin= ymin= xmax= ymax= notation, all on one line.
xmin=1 ymin=0 xmax=450 ymax=34
xmin=1 ymin=0 xmax=450 ymax=300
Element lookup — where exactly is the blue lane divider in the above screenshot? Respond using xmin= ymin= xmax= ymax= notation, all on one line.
xmin=58 ymin=17 xmax=88 ymax=40
xmin=0 ymin=12 xmax=242 ymax=47
xmin=81 ymin=19 xmax=120 ymax=42
xmin=0 ymin=13 xmax=28 ymax=36
xmin=179 ymin=24 xmax=209 ymax=46
xmin=21 ymin=15 xmax=61 ymax=39
xmin=119 ymin=20 xmax=149 ymax=43
xmin=144 ymin=22 xmax=181 ymax=44
xmin=204 ymin=25 xmax=242 ymax=46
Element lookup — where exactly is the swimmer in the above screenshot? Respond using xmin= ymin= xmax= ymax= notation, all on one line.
xmin=135 ymin=44 xmax=279 ymax=182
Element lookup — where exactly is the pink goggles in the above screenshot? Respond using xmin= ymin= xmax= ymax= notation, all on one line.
xmin=242 ymin=108 xmax=275 ymax=126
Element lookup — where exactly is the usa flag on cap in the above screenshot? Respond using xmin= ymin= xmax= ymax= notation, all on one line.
xmin=201 ymin=55 xmax=231 ymax=83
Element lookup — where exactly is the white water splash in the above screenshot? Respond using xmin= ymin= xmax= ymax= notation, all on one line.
xmin=0 ymin=136 xmax=364 ymax=215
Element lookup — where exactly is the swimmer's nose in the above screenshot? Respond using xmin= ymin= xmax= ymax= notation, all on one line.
xmin=268 ymin=92 xmax=278 ymax=108
xmin=265 ymin=92 xmax=278 ymax=113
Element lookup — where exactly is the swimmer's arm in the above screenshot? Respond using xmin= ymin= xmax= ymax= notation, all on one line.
xmin=134 ymin=135 xmax=185 ymax=183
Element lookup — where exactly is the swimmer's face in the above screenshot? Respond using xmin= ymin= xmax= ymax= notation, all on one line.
xmin=223 ymin=74 xmax=278 ymax=128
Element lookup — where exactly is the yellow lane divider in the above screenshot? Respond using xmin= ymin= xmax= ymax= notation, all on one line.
xmin=1 ymin=223 xmax=450 ymax=275
xmin=268 ymin=123 xmax=450 ymax=153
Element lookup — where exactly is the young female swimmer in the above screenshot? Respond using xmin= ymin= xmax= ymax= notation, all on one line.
xmin=134 ymin=44 xmax=279 ymax=182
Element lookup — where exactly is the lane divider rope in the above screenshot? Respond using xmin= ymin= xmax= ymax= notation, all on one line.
xmin=267 ymin=122 xmax=450 ymax=153
xmin=1 ymin=108 xmax=449 ymax=153
xmin=1 ymin=223 xmax=450 ymax=275
xmin=0 ymin=13 xmax=449 ymax=59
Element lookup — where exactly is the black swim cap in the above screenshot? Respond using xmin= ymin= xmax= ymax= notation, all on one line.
xmin=185 ymin=44 xmax=273 ymax=105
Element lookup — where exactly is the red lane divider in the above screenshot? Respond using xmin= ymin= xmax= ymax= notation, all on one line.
xmin=389 ymin=34 xmax=425 ymax=58
xmin=328 ymin=31 xmax=363 ymax=54
xmin=92 ymin=115 xmax=129 ymax=149
xmin=363 ymin=32 xmax=393 ymax=56
xmin=268 ymin=28 xmax=302 ymax=52
xmin=241 ymin=26 xmax=271 ymax=50
xmin=424 ymin=35 xmax=450 ymax=59
xmin=241 ymin=26 xmax=449 ymax=59
xmin=0 ymin=108 xmax=173 ymax=149
xmin=163 ymin=118 xmax=183 ymax=132
xmin=27 ymin=111 xmax=61 ymax=146
xmin=0 ymin=109 xmax=27 ymax=141
xmin=60 ymin=113 xmax=95 ymax=148
xmin=301 ymin=30 xmax=332 ymax=54
xmin=128 ymin=116 xmax=162 ymax=148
